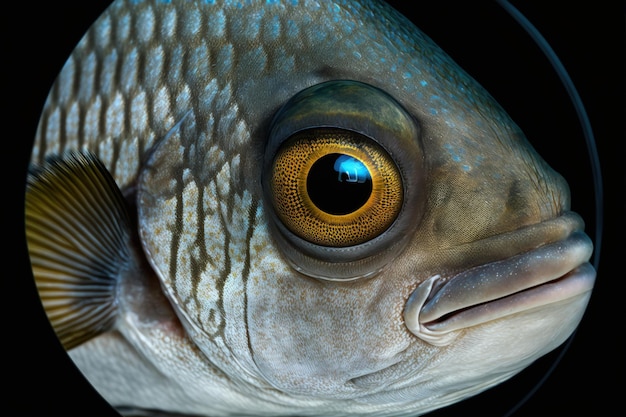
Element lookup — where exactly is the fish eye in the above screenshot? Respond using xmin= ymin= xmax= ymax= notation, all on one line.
xmin=263 ymin=81 xmax=424 ymax=280
xmin=270 ymin=128 xmax=403 ymax=247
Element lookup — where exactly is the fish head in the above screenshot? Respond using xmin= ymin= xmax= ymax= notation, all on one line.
xmin=26 ymin=0 xmax=595 ymax=414
xmin=132 ymin=3 xmax=594 ymax=409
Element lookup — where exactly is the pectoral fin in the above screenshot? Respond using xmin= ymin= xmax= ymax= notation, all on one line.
xmin=25 ymin=151 xmax=131 ymax=350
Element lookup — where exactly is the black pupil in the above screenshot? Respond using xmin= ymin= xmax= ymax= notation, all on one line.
xmin=307 ymin=153 xmax=373 ymax=215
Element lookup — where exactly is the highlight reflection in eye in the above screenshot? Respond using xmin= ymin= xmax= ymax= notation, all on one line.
xmin=333 ymin=155 xmax=370 ymax=183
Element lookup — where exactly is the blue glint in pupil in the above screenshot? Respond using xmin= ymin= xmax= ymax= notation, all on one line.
xmin=307 ymin=153 xmax=373 ymax=215
xmin=333 ymin=155 xmax=370 ymax=184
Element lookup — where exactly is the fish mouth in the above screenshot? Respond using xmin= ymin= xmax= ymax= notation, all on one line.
xmin=404 ymin=222 xmax=596 ymax=346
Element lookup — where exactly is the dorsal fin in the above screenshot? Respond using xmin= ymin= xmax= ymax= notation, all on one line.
xmin=25 ymin=151 xmax=131 ymax=350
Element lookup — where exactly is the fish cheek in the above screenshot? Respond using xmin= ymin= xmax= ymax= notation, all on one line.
xmin=245 ymin=267 xmax=415 ymax=397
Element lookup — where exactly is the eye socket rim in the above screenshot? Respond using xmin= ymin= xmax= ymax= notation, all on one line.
xmin=262 ymin=80 xmax=424 ymax=280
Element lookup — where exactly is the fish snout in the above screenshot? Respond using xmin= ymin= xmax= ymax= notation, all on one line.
xmin=404 ymin=228 xmax=595 ymax=346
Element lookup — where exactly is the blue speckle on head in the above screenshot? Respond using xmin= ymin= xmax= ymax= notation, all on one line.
xmin=444 ymin=143 xmax=470 ymax=166
xmin=420 ymin=80 xmax=428 ymax=87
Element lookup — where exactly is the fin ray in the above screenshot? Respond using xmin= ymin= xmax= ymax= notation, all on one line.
xmin=25 ymin=151 xmax=132 ymax=350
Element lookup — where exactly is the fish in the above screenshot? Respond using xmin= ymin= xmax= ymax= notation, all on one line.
xmin=24 ymin=0 xmax=596 ymax=416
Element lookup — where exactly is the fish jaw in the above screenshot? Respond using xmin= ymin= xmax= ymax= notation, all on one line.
xmin=404 ymin=214 xmax=595 ymax=347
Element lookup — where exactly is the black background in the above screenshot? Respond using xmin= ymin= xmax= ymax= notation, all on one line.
xmin=6 ymin=1 xmax=623 ymax=416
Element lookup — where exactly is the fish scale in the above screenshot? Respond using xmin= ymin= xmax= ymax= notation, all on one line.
xmin=25 ymin=1 xmax=595 ymax=415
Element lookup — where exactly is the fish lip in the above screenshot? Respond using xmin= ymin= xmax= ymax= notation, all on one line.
xmin=404 ymin=226 xmax=596 ymax=346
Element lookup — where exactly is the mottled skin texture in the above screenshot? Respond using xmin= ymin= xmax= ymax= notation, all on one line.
xmin=31 ymin=0 xmax=593 ymax=416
